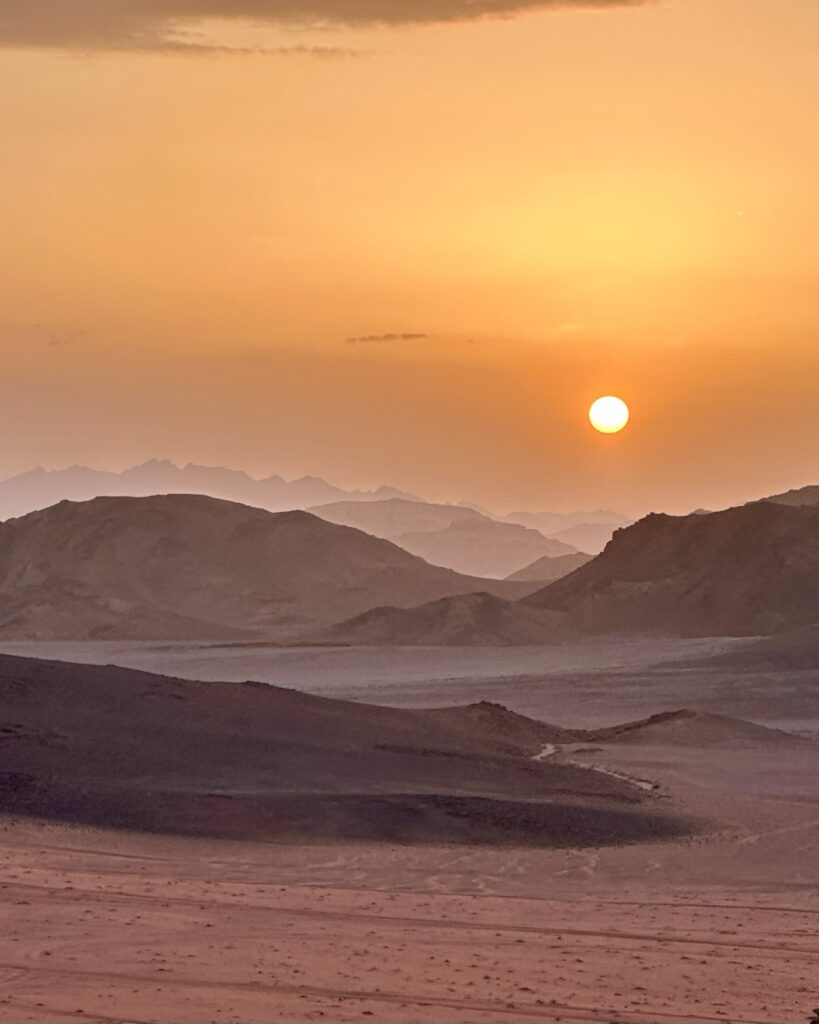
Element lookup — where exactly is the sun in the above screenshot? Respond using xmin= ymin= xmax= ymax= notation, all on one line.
xmin=589 ymin=396 xmax=630 ymax=434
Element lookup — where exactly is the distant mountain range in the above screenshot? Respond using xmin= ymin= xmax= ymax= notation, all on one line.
xmin=541 ymin=522 xmax=626 ymax=555
xmin=1 ymin=470 xmax=815 ymax=647
xmin=309 ymin=498 xmax=478 ymax=538
xmin=498 ymin=509 xmax=633 ymax=554
xmin=0 ymin=461 xmax=419 ymax=522
xmin=0 ymin=494 xmax=538 ymax=641
xmin=0 ymin=463 xmax=634 ymax=563
xmin=393 ymin=519 xmax=579 ymax=578
xmin=311 ymin=498 xmax=580 ymax=578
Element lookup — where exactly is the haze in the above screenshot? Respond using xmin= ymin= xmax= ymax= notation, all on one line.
xmin=1 ymin=0 xmax=817 ymax=514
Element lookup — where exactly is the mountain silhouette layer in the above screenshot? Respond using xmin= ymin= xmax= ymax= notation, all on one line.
xmin=760 ymin=484 xmax=819 ymax=507
xmin=309 ymin=497 xmax=480 ymax=538
xmin=321 ymin=499 xmax=819 ymax=645
xmin=312 ymin=498 xmax=581 ymax=577
xmin=544 ymin=522 xmax=623 ymax=555
xmin=0 ymin=461 xmax=418 ymax=522
xmin=506 ymin=552 xmax=593 ymax=583
xmin=393 ymin=518 xmax=578 ymax=578
xmin=0 ymin=494 xmax=538 ymax=641
xmin=524 ymin=501 xmax=819 ymax=637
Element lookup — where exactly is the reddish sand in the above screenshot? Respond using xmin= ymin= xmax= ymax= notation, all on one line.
xmin=0 ymin=793 xmax=817 ymax=1024
xmin=0 ymin=656 xmax=817 ymax=1023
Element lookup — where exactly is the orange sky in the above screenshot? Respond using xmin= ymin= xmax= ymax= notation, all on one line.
xmin=1 ymin=0 xmax=817 ymax=514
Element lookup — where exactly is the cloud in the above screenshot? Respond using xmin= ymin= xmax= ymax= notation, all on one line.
xmin=0 ymin=1 xmax=650 ymax=53
xmin=47 ymin=329 xmax=85 ymax=348
xmin=18 ymin=324 xmax=86 ymax=349
xmin=346 ymin=332 xmax=428 ymax=344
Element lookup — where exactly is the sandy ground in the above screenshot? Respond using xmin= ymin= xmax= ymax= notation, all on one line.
xmin=0 ymin=821 xmax=817 ymax=1024
xmin=1 ymin=733 xmax=818 ymax=1024
xmin=1 ymin=641 xmax=817 ymax=1022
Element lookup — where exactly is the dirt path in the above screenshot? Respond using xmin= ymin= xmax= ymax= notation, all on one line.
xmin=533 ymin=745 xmax=657 ymax=792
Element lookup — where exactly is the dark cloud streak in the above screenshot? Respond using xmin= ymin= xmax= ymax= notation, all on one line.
xmin=0 ymin=1 xmax=650 ymax=53
xmin=346 ymin=333 xmax=429 ymax=344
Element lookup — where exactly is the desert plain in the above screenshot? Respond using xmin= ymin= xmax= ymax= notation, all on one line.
xmin=4 ymin=0 xmax=819 ymax=1017
xmin=0 ymin=636 xmax=816 ymax=1024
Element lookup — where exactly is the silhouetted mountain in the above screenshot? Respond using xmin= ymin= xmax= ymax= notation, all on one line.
xmin=500 ymin=509 xmax=632 ymax=534
xmin=0 ymin=461 xmax=418 ymax=521
xmin=313 ymin=592 xmax=566 ymax=647
xmin=311 ymin=498 xmax=580 ymax=578
xmin=0 ymin=495 xmax=537 ymax=641
xmin=761 ymin=484 xmax=819 ymax=507
xmin=498 ymin=510 xmax=632 ymax=554
xmin=0 ymin=654 xmax=691 ymax=847
xmin=524 ymin=502 xmax=819 ymax=637
xmin=545 ymin=522 xmax=625 ymax=555
xmin=394 ymin=518 xmax=578 ymax=579
xmin=309 ymin=498 xmax=479 ymax=539
xmin=506 ymin=552 xmax=593 ymax=583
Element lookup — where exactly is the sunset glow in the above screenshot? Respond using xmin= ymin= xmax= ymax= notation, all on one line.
xmin=0 ymin=0 xmax=817 ymax=515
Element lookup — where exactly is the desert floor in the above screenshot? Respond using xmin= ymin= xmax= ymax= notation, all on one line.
xmin=3 ymin=637 xmax=817 ymax=734
xmin=1 ymin=640 xmax=817 ymax=1023
xmin=1 ymin=733 xmax=818 ymax=1024
xmin=0 ymin=817 xmax=817 ymax=1024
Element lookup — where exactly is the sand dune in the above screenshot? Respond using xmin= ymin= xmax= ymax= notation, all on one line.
xmin=0 ymin=653 xmax=692 ymax=848
xmin=421 ymin=700 xmax=579 ymax=746
xmin=0 ymin=494 xmax=538 ymax=641
xmin=580 ymin=708 xmax=808 ymax=747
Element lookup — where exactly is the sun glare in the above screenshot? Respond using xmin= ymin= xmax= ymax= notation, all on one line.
xmin=589 ymin=396 xmax=630 ymax=435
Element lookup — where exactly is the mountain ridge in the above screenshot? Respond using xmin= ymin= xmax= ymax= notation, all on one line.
xmin=524 ymin=501 xmax=819 ymax=637
xmin=0 ymin=460 xmax=419 ymax=522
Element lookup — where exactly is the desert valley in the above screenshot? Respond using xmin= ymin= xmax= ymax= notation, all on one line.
xmin=3 ymin=0 xmax=819 ymax=1019
xmin=0 ymin=466 xmax=816 ymax=1023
